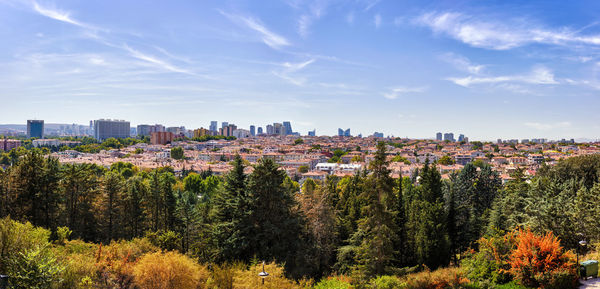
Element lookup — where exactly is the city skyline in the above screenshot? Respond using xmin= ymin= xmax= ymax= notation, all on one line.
xmin=1 ymin=0 xmax=600 ymax=139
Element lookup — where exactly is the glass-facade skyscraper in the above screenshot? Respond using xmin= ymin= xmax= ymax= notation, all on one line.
xmin=27 ymin=120 xmax=44 ymax=138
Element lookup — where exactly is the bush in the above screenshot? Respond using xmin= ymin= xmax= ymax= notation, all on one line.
xmin=8 ymin=246 xmax=64 ymax=289
xmin=369 ymin=275 xmax=401 ymax=289
xmin=399 ymin=267 xmax=471 ymax=289
xmin=313 ymin=276 xmax=353 ymax=289
xmin=232 ymin=262 xmax=299 ymax=289
xmin=133 ymin=251 xmax=209 ymax=289
xmin=509 ymin=228 xmax=577 ymax=288
xmin=462 ymin=230 xmax=516 ymax=285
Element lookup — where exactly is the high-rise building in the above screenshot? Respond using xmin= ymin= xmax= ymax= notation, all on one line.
xmin=257 ymin=127 xmax=263 ymax=135
xmin=151 ymin=131 xmax=173 ymax=145
xmin=344 ymin=128 xmax=351 ymax=137
xmin=250 ymin=125 xmax=256 ymax=136
xmin=308 ymin=129 xmax=316 ymax=137
xmin=27 ymin=120 xmax=44 ymax=138
xmin=338 ymin=128 xmax=344 ymax=136
xmin=266 ymin=125 xmax=273 ymax=135
xmin=193 ymin=128 xmax=210 ymax=138
xmin=458 ymin=134 xmax=465 ymax=142
xmin=0 ymin=138 xmax=22 ymax=151
xmin=221 ymin=122 xmax=229 ymax=129
xmin=373 ymin=132 xmax=384 ymax=138
xmin=137 ymin=125 xmax=152 ymax=137
xmin=436 ymin=132 xmax=442 ymax=141
xmin=94 ymin=119 xmax=130 ymax=141
xmin=273 ymin=123 xmax=283 ymax=135
xmin=443 ymin=133 xmax=455 ymax=142
xmin=283 ymin=121 xmax=292 ymax=135
xmin=219 ymin=124 xmax=237 ymax=137
xmin=210 ymin=121 xmax=218 ymax=132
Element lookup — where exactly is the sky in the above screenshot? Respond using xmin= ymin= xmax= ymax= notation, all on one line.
xmin=1 ymin=0 xmax=600 ymax=140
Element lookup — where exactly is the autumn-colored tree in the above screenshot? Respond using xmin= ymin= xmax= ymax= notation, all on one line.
xmin=133 ymin=251 xmax=209 ymax=289
xmin=509 ymin=228 xmax=577 ymax=288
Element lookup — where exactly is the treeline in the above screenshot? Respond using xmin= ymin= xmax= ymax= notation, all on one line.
xmin=1 ymin=143 xmax=600 ymax=284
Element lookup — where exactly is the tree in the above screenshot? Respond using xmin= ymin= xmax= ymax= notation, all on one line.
xmin=352 ymin=142 xmax=399 ymax=279
xmin=171 ymin=147 xmax=184 ymax=160
xmin=437 ymin=155 xmax=455 ymax=165
xmin=100 ymin=171 xmax=125 ymax=242
xmin=246 ymin=158 xmax=301 ymax=268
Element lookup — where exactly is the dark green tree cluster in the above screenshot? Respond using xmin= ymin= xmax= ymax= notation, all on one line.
xmin=490 ymin=154 xmax=600 ymax=249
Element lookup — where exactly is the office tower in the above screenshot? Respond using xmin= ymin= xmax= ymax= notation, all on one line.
xmin=308 ymin=129 xmax=316 ymax=137
xmin=89 ymin=120 xmax=93 ymax=130
xmin=458 ymin=134 xmax=465 ymax=142
xmin=338 ymin=128 xmax=344 ymax=136
xmin=257 ymin=127 xmax=263 ymax=135
xmin=193 ymin=128 xmax=210 ymax=138
xmin=266 ymin=125 xmax=273 ymax=135
xmin=219 ymin=124 xmax=237 ymax=137
xmin=443 ymin=133 xmax=455 ymax=142
xmin=137 ymin=124 xmax=152 ymax=137
xmin=436 ymin=132 xmax=442 ymax=141
xmin=344 ymin=128 xmax=351 ymax=137
xmin=94 ymin=119 xmax=130 ymax=141
xmin=27 ymin=120 xmax=44 ymax=138
xmin=283 ymin=121 xmax=292 ymax=135
xmin=273 ymin=123 xmax=283 ymax=135
xmin=151 ymin=131 xmax=174 ymax=145
xmin=250 ymin=125 xmax=256 ymax=136
xmin=210 ymin=121 xmax=218 ymax=132
xmin=373 ymin=132 xmax=384 ymax=138
xmin=221 ymin=122 xmax=228 ymax=129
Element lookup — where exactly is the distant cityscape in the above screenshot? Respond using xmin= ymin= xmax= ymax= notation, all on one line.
xmin=0 ymin=119 xmax=582 ymax=145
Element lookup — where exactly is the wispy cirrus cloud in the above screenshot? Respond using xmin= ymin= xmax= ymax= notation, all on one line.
xmin=440 ymin=52 xmax=484 ymax=74
xmin=383 ymin=86 xmax=426 ymax=99
xmin=124 ymin=45 xmax=194 ymax=75
xmin=524 ymin=121 xmax=571 ymax=130
xmin=416 ymin=11 xmax=600 ymax=50
xmin=272 ymin=59 xmax=315 ymax=86
xmin=219 ymin=10 xmax=290 ymax=49
xmin=447 ymin=66 xmax=557 ymax=87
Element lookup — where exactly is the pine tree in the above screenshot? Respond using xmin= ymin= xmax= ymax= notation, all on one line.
xmin=246 ymin=158 xmax=301 ymax=265
xmin=211 ymin=154 xmax=252 ymax=262
xmin=352 ymin=142 xmax=399 ymax=278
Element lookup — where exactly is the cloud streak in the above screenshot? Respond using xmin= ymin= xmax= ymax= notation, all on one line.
xmin=447 ymin=66 xmax=557 ymax=87
xmin=220 ymin=10 xmax=290 ymax=49
xmin=417 ymin=11 xmax=600 ymax=50
xmin=524 ymin=121 xmax=571 ymax=130
xmin=383 ymin=86 xmax=426 ymax=99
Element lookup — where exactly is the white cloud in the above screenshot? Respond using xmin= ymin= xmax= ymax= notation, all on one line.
xmin=416 ymin=11 xmax=600 ymax=50
xmin=383 ymin=86 xmax=426 ymax=99
xmin=448 ymin=66 xmax=557 ymax=87
xmin=374 ymin=14 xmax=382 ymax=28
xmin=363 ymin=0 xmax=381 ymax=11
xmin=298 ymin=14 xmax=312 ymax=38
xmin=124 ymin=45 xmax=193 ymax=75
xmin=273 ymin=59 xmax=316 ymax=86
xmin=440 ymin=53 xmax=484 ymax=74
xmin=524 ymin=121 xmax=571 ymax=130
xmin=32 ymin=1 xmax=82 ymax=26
xmin=220 ymin=11 xmax=290 ymax=49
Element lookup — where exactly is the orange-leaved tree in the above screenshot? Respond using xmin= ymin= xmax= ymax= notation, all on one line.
xmin=509 ymin=228 xmax=577 ymax=288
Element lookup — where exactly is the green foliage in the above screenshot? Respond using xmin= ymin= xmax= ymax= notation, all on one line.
xmin=299 ymin=165 xmax=310 ymax=173
xmin=471 ymin=141 xmax=484 ymax=150
xmin=8 ymin=246 xmax=64 ymax=289
xmin=294 ymin=138 xmax=304 ymax=145
xmin=171 ymin=146 xmax=185 ymax=160
xmin=312 ymin=277 xmax=353 ymax=289
xmin=191 ymin=135 xmax=236 ymax=142
xmin=391 ymin=155 xmax=411 ymax=164
xmin=368 ymin=275 xmax=401 ymax=289
xmin=437 ymin=155 xmax=454 ymax=165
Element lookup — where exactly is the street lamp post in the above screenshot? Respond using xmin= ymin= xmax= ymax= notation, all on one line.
xmin=577 ymin=236 xmax=587 ymax=279
xmin=0 ymin=275 xmax=8 ymax=289
xmin=258 ymin=261 xmax=269 ymax=285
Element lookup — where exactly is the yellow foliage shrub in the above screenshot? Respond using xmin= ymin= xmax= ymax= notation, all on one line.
xmin=232 ymin=262 xmax=300 ymax=289
xmin=133 ymin=251 xmax=210 ymax=289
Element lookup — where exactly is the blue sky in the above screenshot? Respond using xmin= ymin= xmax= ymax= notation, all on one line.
xmin=1 ymin=0 xmax=600 ymax=140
